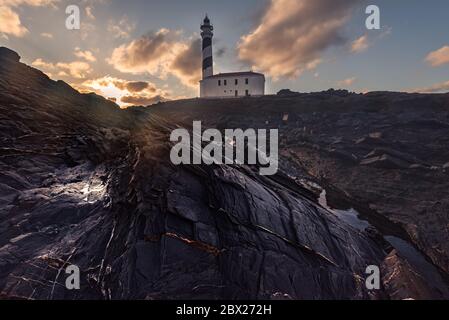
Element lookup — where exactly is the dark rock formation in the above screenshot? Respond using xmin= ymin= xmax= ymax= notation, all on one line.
xmin=0 ymin=47 xmax=20 ymax=63
xmin=277 ymin=89 xmax=300 ymax=97
xmin=1 ymin=47 xmax=448 ymax=300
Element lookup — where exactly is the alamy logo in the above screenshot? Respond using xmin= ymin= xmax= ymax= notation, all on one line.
xmin=65 ymin=264 xmax=80 ymax=290
xmin=365 ymin=5 xmax=381 ymax=30
xmin=170 ymin=121 xmax=278 ymax=176
xmin=365 ymin=265 xmax=380 ymax=290
xmin=65 ymin=5 xmax=81 ymax=30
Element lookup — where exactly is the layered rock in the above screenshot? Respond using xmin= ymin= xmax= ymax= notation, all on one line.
xmin=1 ymin=47 xmax=448 ymax=299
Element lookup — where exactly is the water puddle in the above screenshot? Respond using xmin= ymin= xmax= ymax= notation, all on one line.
xmin=385 ymin=235 xmax=449 ymax=296
xmin=315 ymin=184 xmax=449 ymax=296
xmin=318 ymin=189 xmax=371 ymax=231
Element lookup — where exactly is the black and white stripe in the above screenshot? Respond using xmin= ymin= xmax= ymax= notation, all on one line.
xmin=201 ymin=16 xmax=213 ymax=79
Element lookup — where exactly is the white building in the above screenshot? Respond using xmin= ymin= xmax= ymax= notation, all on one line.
xmin=200 ymin=71 xmax=265 ymax=98
xmin=199 ymin=16 xmax=265 ymax=98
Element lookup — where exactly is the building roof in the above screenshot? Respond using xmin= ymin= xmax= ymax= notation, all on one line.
xmin=205 ymin=71 xmax=264 ymax=79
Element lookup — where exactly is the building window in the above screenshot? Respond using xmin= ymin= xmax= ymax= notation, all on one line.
xmin=245 ymin=90 xmax=249 ymax=96
xmin=235 ymin=90 xmax=238 ymax=97
xmin=224 ymin=79 xmax=227 ymax=86
xmin=218 ymin=80 xmax=221 ymax=86
xmin=235 ymin=79 xmax=238 ymax=85
xmin=245 ymin=78 xmax=249 ymax=85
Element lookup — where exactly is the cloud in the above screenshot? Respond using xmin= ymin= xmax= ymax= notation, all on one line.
xmin=31 ymin=58 xmax=54 ymax=69
xmin=413 ymin=80 xmax=449 ymax=93
xmin=337 ymin=77 xmax=356 ymax=87
xmin=74 ymin=47 xmax=96 ymax=62
xmin=85 ymin=6 xmax=95 ymax=20
xmin=56 ymin=62 xmax=91 ymax=78
xmin=80 ymin=22 xmax=96 ymax=41
xmin=0 ymin=0 xmax=55 ymax=5
xmin=237 ymin=0 xmax=359 ymax=79
xmin=0 ymin=0 xmax=56 ymax=37
xmin=108 ymin=16 xmax=135 ymax=39
xmin=32 ymin=58 xmax=92 ymax=79
xmin=170 ymin=38 xmax=202 ymax=87
xmin=108 ymin=29 xmax=177 ymax=75
xmin=78 ymin=76 xmax=170 ymax=107
xmin=216 ymin=47 xmax=226 ymax=57
xmin=125 ymin=81 xmax=152 ymax=92
xmin=0 ymin=5 xmax=28 ymax=37
xmin=40 ymin=32 xmax=53 ymax=38
xmin=350 ymin=35 xmax=369 ymax=53
xmin=425 ymin=46 xmax=449 ymax=67
xmin=350 ymin=27 xmax=391 ymax=55
xmin=120 ymin=94 xmax=166 ymax=106
xmin=108 ymin=29 xmax=201 ymax=87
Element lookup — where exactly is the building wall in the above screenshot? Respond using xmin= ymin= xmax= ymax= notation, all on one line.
xmin=200 ymin=74 xmax=265 ymax=98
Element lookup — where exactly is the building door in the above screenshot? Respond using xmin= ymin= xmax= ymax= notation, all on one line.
xmin=245 ymin=90 xmax=249 ymax=96
xmin=235 ymin=90 xmax=238 ymax=97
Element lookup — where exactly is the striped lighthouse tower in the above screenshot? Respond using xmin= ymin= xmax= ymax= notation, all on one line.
xmin=201 ymin=15 xmax=214 ymax=79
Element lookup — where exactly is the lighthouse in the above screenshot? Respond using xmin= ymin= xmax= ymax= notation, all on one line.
xmin=201 ymin=15 xmax=214 ymax=79
xmin=199 ymin=15 xmax=265 ymax=98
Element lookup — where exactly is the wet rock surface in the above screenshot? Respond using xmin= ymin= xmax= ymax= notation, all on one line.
xmin=1 ymin=47 xmax=448 ymax=299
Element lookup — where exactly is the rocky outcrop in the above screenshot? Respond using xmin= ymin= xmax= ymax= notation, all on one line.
xmin=151 ymin=91 xmax=449 ymax=278
xmin=1 ymin=47 xmax=448 ymax=300
xmin=0 ymin=47 xmax=20 ymax=63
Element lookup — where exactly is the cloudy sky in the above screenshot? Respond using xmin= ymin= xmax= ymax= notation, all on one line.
xmin=1 ymin=0 xmax=449 ymax=106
